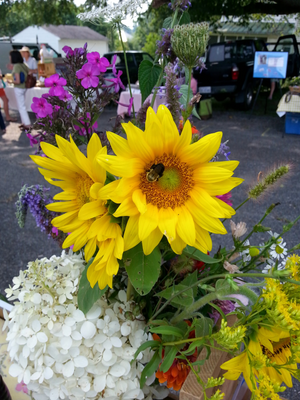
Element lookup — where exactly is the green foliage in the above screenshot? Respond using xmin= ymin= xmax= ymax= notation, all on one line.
xmin=182 ymin=245 xmax=223 ymax=264
xmin=142 ymin=32 xmax=160 ymax=58
xmin=157 ymin=284 xmax=194 ymax=307
xmin=179 ymin=11 xmax=191 ymax=25
xmin=179 ymin=84 xmax=201 ymax=119
xmin=150 ymin=325 xmax=185 ymax=337
xmin=78 ymin=259 xmax=108 ymax=314
xmin=160 ymin=346 xmax=178 ymax=372
xmin=124 ymin=243 xmax=161 ymax=296
xmin=138 ymin=60 xmax=162 ymax=103
xmin=140 ymin=349 xmax=161 ymax=388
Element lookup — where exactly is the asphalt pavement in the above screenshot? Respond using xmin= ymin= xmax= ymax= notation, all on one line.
xmin=0 ymin=99 xmax=300 ymax=398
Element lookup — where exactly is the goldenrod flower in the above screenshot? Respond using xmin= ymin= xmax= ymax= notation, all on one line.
xmin=31 ymin=134 xmax=124 ymax=289
xmin=221 ymin=327 xmax=296 ymax=390
xmin=97 ymin=106 xmax=243 ymax=255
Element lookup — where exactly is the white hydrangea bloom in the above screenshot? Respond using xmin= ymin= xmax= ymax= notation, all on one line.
xmin=77 ymin=0 xmax=145 ymax=24
xmin=5 ymin=251 xmax=167 ymax=400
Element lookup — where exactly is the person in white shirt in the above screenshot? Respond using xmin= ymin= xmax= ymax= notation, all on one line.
xmin=20 ymin=46 xmax=38 ymax=78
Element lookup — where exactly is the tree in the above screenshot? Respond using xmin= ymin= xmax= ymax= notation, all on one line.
xmin=152 ymin=0 xmax=300 ymax=20
xmin=142 ymin=32 xmax=160 ymax=57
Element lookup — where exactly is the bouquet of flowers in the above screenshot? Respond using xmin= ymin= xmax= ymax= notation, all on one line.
xmin=3 ymin=1 xmax=300 ymax=400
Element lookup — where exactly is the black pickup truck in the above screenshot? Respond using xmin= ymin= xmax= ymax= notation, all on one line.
xmin=194 ymin=35 xmax=300 ymax=110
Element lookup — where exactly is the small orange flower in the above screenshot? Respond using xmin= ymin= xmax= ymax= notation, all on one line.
xmin=154 ymin=323 xmax=197 ymax=391
xmin=178 ymin=119 xmax=199 ymax=134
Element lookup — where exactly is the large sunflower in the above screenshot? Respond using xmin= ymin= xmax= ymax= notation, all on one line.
xmin=97 ymin=106 xmax=243 ymax=255
xmin=221 ymin=327 xmax=297 ymax=390
xmin=31 ymin=133 xmax=124 ymax=289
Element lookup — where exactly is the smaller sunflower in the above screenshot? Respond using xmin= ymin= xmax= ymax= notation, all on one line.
xmin=31 ymin=134 xmax=124 ymax=289
xmin=221 ymin=327 xmax=297 ymax=390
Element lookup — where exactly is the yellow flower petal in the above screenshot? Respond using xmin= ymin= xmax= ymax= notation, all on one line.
xmin=193 ymin=164 xmax=233 ymax=183
xmin=114 ymin=197 xmax=139 ymax=217
xmin=161 ymin=108 xmax=179 ymax=153
xmin=78 ymin=201 xmax=106 ymax=221
xmin=139 ymin=204 xmax=159 ymax=241
xmin=132 ymin=189 xmax=147 ymax=214
xmin=144 ymin=107 xmax=164 ymax=156
xmin=124 ymin=215 xmax=140 ymax=251
xmin=201 ymin=178 xmax=244 ymax=196
xmin=142 ymin=227 xmax=163 ymax=255
xmin=122 ymin=122 xmax=154 ymax=162
xmin=186 ymin=199 xmax=227 ymax=234
xmin=107 ymin=131 xmax=134 ymax=158
xmin=190 ymin=187 xmax=227 ymax=218
xmin=90 ymin=182 xmax=104 ymax=200
xmin=53 ymin=192 xmax=77 ymax=201
xmin=51 ymin=211 xmax=78 ymax=229
xmin=114 ymin=233 xmax=124 ymax=259
xmin=176 ymin=206 xmax=196 ymax=246
xmin=212 ymin=160 xmax=240 ymax=171
xmin=97 ymin=154 xmax=145 ymax=178
xmin=173 ymin=119 xmax=192 ymax=155
xmin=85 ymin=237 xmax=97 ymax=262
xmin=87 ymin=133 xmax=102 ymax=161
xmin=158 ymin=207 xmax=178 ymax=242
xmin=170 ymin=235 xmax=186 ymax=254
xmin=195 ymin=224 xmax=212 ymax=252
xmin=213 ymin=197 xmax=235 ymax=218
xmin=47 ymin=201 xmax=78 ymax=213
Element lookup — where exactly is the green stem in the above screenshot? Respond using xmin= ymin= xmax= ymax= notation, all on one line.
xmin=150 ymin=8 xmax=179 ymax=107
xmin=235 ymin=197 xmax=250 ymax=212
xmin=117 ymin=23 xmax=135 ymax=119
xmin=183 ymin=67 xmax=192 ymax=123
xmin=149 ymin=273 xmax=300 ymax=324
xmin=127 ymin=279 xmax=134 ymax=301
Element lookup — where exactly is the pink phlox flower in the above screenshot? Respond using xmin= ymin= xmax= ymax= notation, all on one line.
xmin=16 ymin=381 xmax=28 ymax=394
xmin=42 ymin=93 xmax=50 ymax=99
xmin=62 ymin=46 xmax=74 ymax=57
xmin=52 ymin=226 xmax=59 ymax=236
xmin=105 ymin=70 xmax=125 ymax=93
xmin=111 ymin=54 xmax=118 ymax=75
xmin=45 ymin=74 xmax=66 ymax=97
xmin=26 ymin=132 xmax=39 ymax=147
xmin=216 ymin=192 xmax=232 ymax=206
xmin=74 ymin=112 xmax=98 ymax=136
xmin=54 ymin=105 xmax=60 ymax=111
xmin=31 ymin=97 xmax=53 ymax=118
xmin=87 ymin=52 xmax=110 ymax=72
xmin=76 ymin=63 xmax=100 ymax=89
xmin=116 ymin=97 xmax=134 ymax=116
xmin=59 ymin=90 xmax=72 ymax=101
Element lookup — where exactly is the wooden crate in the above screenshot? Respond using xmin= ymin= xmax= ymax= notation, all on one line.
xmin=38 ymin=62 xmax=56 ymax=78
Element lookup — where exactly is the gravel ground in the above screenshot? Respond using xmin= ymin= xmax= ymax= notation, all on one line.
xmin=0 ymin=99 xmax=300 ymax=398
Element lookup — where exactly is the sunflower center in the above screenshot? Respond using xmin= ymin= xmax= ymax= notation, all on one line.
xmin=76 ymin=175 xmax=94 ymax=208
xmin=261 ymin=337 xmax=291 ymax=361
xmin=139 ymin=153 xmax=194 ymax=209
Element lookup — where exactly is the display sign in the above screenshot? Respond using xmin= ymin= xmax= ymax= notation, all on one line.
xmin=253 ymin=51 xmax=288 ymax=79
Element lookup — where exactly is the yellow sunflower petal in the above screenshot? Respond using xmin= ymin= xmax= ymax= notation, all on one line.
xmin=195 ymin=224 xmax=213 ymax=252
xmin=30 ymin=155 xmax=79 ymax=177
xmin=173 ymin=119 xmax=192 ymax=155
xmin=176 ymin=206 xmax=196 ymax=246
xmin=97 ymin=154 xmax=144 ymax=178
xmin=53 ymin=192 xmax=77 ymax=201
xmin=139 ymin=204 xmax=159 ymax=241
xmin=201 ymin=178 xmax=244 ymax=196
xmin=122 ymin=122 xmax=154 ymax=162
xmin=73 ymin=231 xmax=89 ymax=252
xmin=51 ymin=211 xmax=78 ymax=228
xmin=190 ymin=187 xmax=227 ymax=218
xmin=107 ymin=131 xmax=134 ymax=158
xmin=193 ymin=164 xmax=233 ymax=183
xmin=158 ymin=207 xmax=178 ymax=242
xmin=85 ymin=237 xmax=97 ymax=262
xmin=114 ymin=233 xmax=124 ymax=259
xmin=47 ymin=201 xmax=78 ymax=213
xmin=132 ymin=189 xmax=147 ymax=214
xmin=106 ymin=253 xmax=120 ymax=276
xmin=170 ymin=235 xmax=186 ymax=254
xmin=142 ymin=227 xmax=163 ymax=255
xmin=87 ymin=133 xmax=102 ymax=161
xmin=213 ymin=197 xmax=235 ymax=218
xmin=78 ymin=201 xmax=107 ymax=221
xmin=144 ymin=107 xmax=164 ymax=156
xmin=212 ymin=160 xmax=240 ymax=171
xmin=114 ymin=197 xmax=139 ymax=217
xmin=186 ymin=199 xmax=227 ymax=234
xmin=161 ymin=107 xmax=179 ymax=153
xmin=91 ymin=147 xmax=107 ymax=184
xmin=40 ymin=141 xmax=64 ymax=160
xmin=124 ymin=215 xmax=140 ymax=251
xmin=90 ymin=182 xmax=104 ymax=200
xmin=87 ymin=215 xmax=108 ymax=239
xmin=62 ymin=223 xmax=89 ymax=249
xmin=98 ymin=179 xmax=120 ymax=200
xmin=179 ymin=131 xmax=222 ymax=167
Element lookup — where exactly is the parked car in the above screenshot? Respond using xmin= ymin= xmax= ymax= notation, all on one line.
xmin=0 ymin=41 xmax=62 ymax=75
xmin=194 ymin=35 xmax=300 ymax=110
xmin=103 ymin=51 xmax=153 ymax=89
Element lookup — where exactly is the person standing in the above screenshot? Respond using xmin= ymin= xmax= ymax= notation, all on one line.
xmin=0 ymin=68 xmax=16 ymax=122
xmin=20 ymin=46 xmax=38 ymax=78
xmin=8 ymin=50 xmax=31 ymax=130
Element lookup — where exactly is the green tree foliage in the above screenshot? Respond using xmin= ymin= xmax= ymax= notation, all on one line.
xmin=142 ymin=32 xmax=160 ymax=57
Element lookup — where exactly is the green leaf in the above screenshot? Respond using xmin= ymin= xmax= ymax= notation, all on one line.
xmin=181 ymin=338 xmax=205 ymax=355
xmin=160 ymin=346 xmax=178 ymax=373
xmin=151 ymin=325 xmax=185 ymax=337
xmin=73 ymin=118 xmax=85 ymax=128
xmin=105 ymin=171 xmax=115 ymax=185
xmin=140 ymin=350 xmax=161 ymax=388
xmin=124 ymin=243 xmax=161 ymax=296
xmin=134 ymin=340 xmax=160 ymax=361
xmin=90 ymin=113 xmax=99 ymax=127
xmin=108 ymin=200 xmax=119 ymax=215
xmin=157 ymin=284 xmax=194 ymax=307
xmin=138 ymin=60 xmax=162 ymax=103
xmin=253 ymin=224 xmax=271 ymax=233
xmin=163 ymin=16 xmax=173 ymax=29
xmin=179 ymin=11 xmax=191 ymax=25
xmin=194 ymin=317 xmax=213 ymax=338
xmin=78 ymin=260 xmax=108 ymax=314
xmin=181 ymin=270 xmax=198 ymax=297
xmin=182 ymin=245 xmax=222 ymax=264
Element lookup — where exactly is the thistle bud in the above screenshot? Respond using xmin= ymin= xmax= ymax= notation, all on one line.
xmin=171 ymin=22 xmax=209 ymax=68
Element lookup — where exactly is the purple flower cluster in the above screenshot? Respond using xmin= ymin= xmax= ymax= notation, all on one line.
xmin=74 ymin=112 xmax=98 ymax=136
xmin=168 ymin=0 xmax=191 ymax=11
xmin=156 ymin=29 xmax=174 ymax=60
xmin=15 ymin=184 xmax=56 ymax=235
xmin=164 ymin=62 xmax=182 ymax=125
xmin=209 ymin=300 xmax=236 ymax=324
xmin=76 ymin=51 xmax=110 ymax=89
xmin=216 ymin=141 xmax=231 ymax=161
xmin=62 ymin=43 xmax=87 ymax=58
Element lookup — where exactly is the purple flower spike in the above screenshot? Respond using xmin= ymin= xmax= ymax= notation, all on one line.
xmin=76 ymin=63 xmax=100 ymax=89
xmin=31 ymin=97 xmax=53 ymax=118
xmin=87 ymin=52 xmax=110 ymax=72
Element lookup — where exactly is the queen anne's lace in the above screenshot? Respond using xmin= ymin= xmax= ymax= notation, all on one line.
xmin=5 ymin=251 xmax=168 ymax=400
xmin=77 ymin=0 xmax=145 ymax=24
